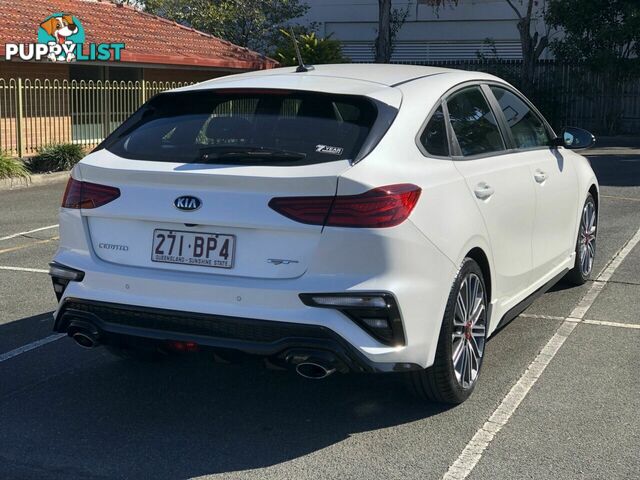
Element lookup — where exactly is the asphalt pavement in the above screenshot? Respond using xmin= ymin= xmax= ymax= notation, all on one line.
xmin=0 ymin=148 xmax=638 ymax=480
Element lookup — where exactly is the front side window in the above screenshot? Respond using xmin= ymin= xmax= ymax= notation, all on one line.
xmin=490 ymin=86 xmax=551 ymax=149
xmin=446 ymin=87 xmax=505 ymax=157
xmin=103 ymin=90 xmax=379 ymax=166
xmin=420 ymin=105 xmax=449 ymax=157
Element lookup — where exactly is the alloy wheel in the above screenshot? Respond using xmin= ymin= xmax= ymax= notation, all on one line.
xmin=451 ymin=273 xmax=486 ymax=389
xmin=579 ymin=200 xmax=597 ymax=276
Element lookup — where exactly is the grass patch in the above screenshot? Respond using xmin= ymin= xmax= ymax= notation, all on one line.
xmin=0 ymin=152 xmax=30 ymax=181
xmin=28 ymin=143 xmax=85 ymax=173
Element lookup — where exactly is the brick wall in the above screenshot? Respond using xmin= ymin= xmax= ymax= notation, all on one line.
xmin=0 ymin=117 xmax=73 ymax=156
xmin=23 ymin=116 xmax=73 ymax=153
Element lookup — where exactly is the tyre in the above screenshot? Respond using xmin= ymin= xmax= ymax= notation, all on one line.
xmin=410 ymin=258 xmax=488 ymax=404
xmin=564 ymin=194 xmax=597 ymax=286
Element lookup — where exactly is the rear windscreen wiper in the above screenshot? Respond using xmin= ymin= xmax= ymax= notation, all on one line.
xmin=198 ymin=146 xmax=307 ymax=163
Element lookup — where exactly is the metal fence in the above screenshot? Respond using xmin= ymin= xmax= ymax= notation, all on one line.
xmin=0 ymin=79 xmax=194 ymax=158
xmin=396 ymin=59 xmax=640 ymax=135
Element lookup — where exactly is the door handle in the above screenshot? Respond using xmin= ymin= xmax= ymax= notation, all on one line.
xmin=474 ymin=183 xmax=494 ymax=200
xmin=534 ymin=170 xmax=548 ymax=183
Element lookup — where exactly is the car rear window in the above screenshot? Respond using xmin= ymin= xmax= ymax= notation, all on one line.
xmin=101 ymin=89 xmax=379 ymax=166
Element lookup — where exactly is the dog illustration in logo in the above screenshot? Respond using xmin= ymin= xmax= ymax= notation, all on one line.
xmin=40 ymin=15 xmax=78 ymax=62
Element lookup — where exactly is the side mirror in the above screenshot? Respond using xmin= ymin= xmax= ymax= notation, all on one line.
xmin=552 ymin=127 xmax=596 ymax=150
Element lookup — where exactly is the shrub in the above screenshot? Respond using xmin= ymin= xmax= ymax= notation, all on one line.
xmin=0 ymin=152 xmax=30 ymax=181
xmin=29 ymin=143 xmax=85 ymax=173
xmin=272 ymin=29 xmax=349 ymax=66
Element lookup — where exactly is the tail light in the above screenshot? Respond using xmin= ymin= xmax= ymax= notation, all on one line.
xmin=269 ymin=184 xmax=421 ymax=228
xmin=62 ymin=178 xmax=120 ymax=209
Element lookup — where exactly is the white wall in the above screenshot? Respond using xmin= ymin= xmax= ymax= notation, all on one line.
xmin=302 ymin=0 xmax=552 ymax=62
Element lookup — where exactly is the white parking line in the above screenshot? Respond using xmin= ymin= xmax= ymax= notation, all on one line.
xmin=0 ymin=224 xmax=58 ymax=242
xmin=520 ymin=313 xmax=640 ymax=330
xmin=443 ymin=225 xmax=640 ymax=480
xmin=0 ymin=334 xmax=65 ymax=363
xmin=519 ymin=313 xmax=565 ymax=321
xmin=0 ymin=266 xmax=49 ymax=274
xmin=583 ymin=319 xmax=640 ymax=330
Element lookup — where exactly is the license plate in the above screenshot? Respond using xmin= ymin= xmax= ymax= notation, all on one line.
xmin=151 ymin=229 xmax=235 ymax=269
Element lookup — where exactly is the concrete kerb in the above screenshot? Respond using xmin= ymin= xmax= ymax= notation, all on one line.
xmin=0 ymin=171 xmax=70 ymax=192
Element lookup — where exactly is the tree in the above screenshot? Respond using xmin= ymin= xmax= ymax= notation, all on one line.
xmin=546 ymin=0 xmax=639 ymax=73
xmin=144 ymin=0 xmax=309 ymax=54
xmin=272 ymin=29 xmax=349 ymax=66
xmin=425 ymin=0 xmax=550 ymax=93
xmin=546 ymin=0 xmax=640 ymax=132
xmin=506 ymin=0 xmax=550 ymax=93
xmin=390 ymin=3 xmax=412 ymax=57
xmin=375 ymin=1 xmax=413 ymax=63
xmin=375 ymin=0 xmax=392 ymax=63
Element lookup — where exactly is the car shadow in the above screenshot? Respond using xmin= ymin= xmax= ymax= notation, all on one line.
xmin=0 ymin=312 xmax=54 ymax=353
xmin=547 ymin=278 xmax=581 ymax=293
xmin=0 ymin=313 xmax=452 ymax=479
xmin=551 ymin=147 xmax=565 ymax=171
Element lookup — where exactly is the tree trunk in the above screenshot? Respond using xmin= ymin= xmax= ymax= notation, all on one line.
xmin=375 ymin=0 xmax=392 ymax=63
xmin=514 ymin=0 xmax=548 ymax=96
xmin=518 ymin=18 xmax=535 ymax=94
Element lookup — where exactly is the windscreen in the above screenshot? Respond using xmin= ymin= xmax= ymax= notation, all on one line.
xmin=102 ymin=89 xmax=379 ymax=166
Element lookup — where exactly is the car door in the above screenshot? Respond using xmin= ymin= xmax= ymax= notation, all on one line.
xmin=487 ymin=85 xmax=579 ymax=282
xmin=447 ymin=85 xmax=536 ymax=304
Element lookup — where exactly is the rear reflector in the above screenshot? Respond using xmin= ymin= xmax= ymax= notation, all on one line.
xmin=62 ymin=178 xmax=120 ymax=209
xmin=48 ymin=262 xmax=85 ymax=301
xmin=299 ymin=292 xmax=406 ymax=346
xmin=269 ymin=184 xmax=421 ymax=228
xmin=166 ymin=340 xmax=199 ymax=353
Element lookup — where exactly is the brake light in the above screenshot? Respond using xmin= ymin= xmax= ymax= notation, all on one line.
xmin=269 ymin=184 xmax=421 ymax=228
xmin=61 ymin=178 xmax=121 ymax=209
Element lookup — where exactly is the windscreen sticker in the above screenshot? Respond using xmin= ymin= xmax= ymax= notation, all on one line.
xmin=315 ymin=144 xmax=344 ymax=155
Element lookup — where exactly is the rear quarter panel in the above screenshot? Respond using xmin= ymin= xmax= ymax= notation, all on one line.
xmin=337 ymin=75 xmax=499 ymax=364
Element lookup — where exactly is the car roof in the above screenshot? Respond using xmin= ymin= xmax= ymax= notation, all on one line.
xmin=198 ymin=64 xmax=457 ymax=87
xmin=180 ymin=63 xmax=501 ymax=90
xmin=170 ymin=64 xmax=505 ymax=111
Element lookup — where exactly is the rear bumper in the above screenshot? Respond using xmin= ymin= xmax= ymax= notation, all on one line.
xmin=54 ymin=298 xmax=421 ymax=373
xmin=54 ymin=207 xmax=458 ymax=368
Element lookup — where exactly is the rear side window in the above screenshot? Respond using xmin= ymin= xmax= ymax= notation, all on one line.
xmin=420 ymin=105 xmax=449 ymax=157
xmin=103 ymin=90 xmax=379 ymax=165
xmin=490 ymin=86 xmax=551 ymax=149
xmin=446 ymin=87 xmax=505 ymax=157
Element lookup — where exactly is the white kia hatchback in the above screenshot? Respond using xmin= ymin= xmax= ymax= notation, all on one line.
xmin=50 ymin=64 xmax=599 ymax=404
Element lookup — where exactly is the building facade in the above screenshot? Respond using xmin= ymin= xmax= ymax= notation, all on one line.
xmin=303 ymin=0 xmax=550 ymax=62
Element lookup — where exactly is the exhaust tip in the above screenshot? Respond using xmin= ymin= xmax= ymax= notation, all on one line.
xmin=295 ymin=362 xmax=335 ymax=380
xmin=72 ymin=331 xmax=97 ymax=349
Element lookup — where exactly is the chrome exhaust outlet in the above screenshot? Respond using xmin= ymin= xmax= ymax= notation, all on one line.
xmin=72 ymin=331 xmax=98 ymax=349
xmin=67 ymin=320 xmax=100 ymax=349
xmin=283 ymin=349 xmax=345 ymax=378
xmin=295 ymin=362 xmax=336 ymax=380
